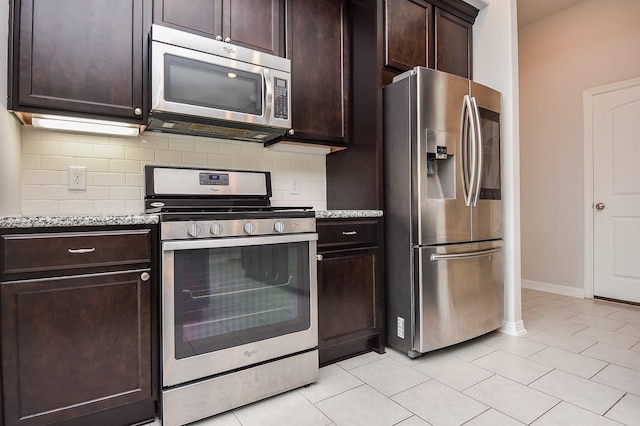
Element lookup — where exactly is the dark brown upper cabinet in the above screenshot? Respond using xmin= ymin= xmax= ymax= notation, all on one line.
xmin=384 ymin=0 xmax=433 ymax=72
xmin=153 ymin=0 xmax=284 ymax=56
xmin=435 ymin=7 xmax=472 ymax=78
xmin=384 ymin=0 xmax=477 ymax=79
xmin=8 ymin=0 xmax=150 ymax=123
xmin=278 ymin=0 xmax=350 ymax=149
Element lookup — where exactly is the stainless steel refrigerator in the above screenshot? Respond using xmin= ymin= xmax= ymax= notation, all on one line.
xmin=383 ymin=67 xmax=504 ymax=358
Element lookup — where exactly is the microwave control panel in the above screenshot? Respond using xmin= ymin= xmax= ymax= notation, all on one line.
xmin=274 ymin=78 xmax=288 ymax=119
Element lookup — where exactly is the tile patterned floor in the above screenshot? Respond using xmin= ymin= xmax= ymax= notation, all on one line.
xmin=187 ymin=289 xmax=640 ymax=425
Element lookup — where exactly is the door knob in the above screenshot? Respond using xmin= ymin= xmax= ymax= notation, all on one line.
xmin=595 ymin=202 xmax=606 ymax=210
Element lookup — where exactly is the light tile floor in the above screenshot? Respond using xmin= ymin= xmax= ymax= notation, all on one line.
xmin=186 ymin=289 xmax=640 ymax=425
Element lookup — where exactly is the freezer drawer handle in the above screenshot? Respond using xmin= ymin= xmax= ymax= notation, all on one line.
xmin=68 ymin=247 xmax=96 ymax=254
xmin=430 ymin=247 xmax=501 ymax=261
xmin=342 ymin=231 xmax=357 ymax=236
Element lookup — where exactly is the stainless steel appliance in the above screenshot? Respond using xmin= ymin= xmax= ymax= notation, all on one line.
xmin=383 ymin=67 xmax=504 ymax=358
xmin=145 ymin=166 xmax=317 ymax=426
xmin=147 ymin=25 xmax=291 ymax=142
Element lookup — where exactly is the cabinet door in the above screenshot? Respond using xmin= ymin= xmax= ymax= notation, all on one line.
xmin=224 ymin=0 xmax=283 ymax=55
xmin=385 ymin=0 xmax=433 ymax=72
xmin=285 ymin=0 xmax=349 ymax=146
xmin=435 ymin=8 xmax=472 ymax=78
xmin=154 ymin=0 xmax=223 ymax=39
xmin=0 ymin=270 xmax=154 ymax=426
xmin=12 ymin=0 xmax=148 ymax=122
xmin=317 ymin=248 xmax=381 ymax=364
xmin=154 ymin=0 xmax=283 ymax=56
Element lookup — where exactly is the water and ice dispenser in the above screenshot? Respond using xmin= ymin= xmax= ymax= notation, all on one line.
xmin=425 ymin=129 xmax=455 ymax=199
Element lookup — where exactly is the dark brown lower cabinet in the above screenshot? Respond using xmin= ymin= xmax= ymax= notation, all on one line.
xmin=317 ymin=218 xmax=384 ymax=366
xmin=0 ymin=227 xmax=157 ymax=426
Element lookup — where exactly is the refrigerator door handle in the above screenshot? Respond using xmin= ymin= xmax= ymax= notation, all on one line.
xmin=429 ymin=246 xmax=502 ymax=261
xmin=460 ymin=95 xmax=476 ymax=207
xmin=471 ymin=96 xmax=483 ymax=206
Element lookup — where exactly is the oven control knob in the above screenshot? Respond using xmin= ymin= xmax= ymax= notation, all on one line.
xmin=273 ymin=221 xmax=285 ymax=233
xmin=210 ymin=223 xmax=223 ymax=236
xmin=187 ymin=224 xmax=201 ymax=238
xmin=243 ymin=222 xmax=256 ymax=235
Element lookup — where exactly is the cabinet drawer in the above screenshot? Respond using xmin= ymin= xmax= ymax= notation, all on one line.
xmin=1 ymin=229 xmax=151 ymax=275
xmin=317 ymin=220 xmax=379 ymax=250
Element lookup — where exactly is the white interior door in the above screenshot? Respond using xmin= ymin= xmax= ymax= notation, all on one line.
xmin=592 ymin=80 xmax=640 ymax=303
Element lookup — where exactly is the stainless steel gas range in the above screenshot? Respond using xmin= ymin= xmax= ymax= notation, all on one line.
xmin=145 ymin=165 xmax=318 ymax=426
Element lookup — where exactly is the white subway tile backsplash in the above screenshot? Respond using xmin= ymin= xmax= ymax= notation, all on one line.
xmin=93 ymin=172 xmax=126 ymax=186
xmin=109 ymin=159 xmax=141 ymax=174
xmin=169 ymin=139 xmax=196 ymax=152
xmin=20 ymin=128 xmax=327 ymax=216
xmin=93 ymin=144 xmax=125 ymax=159
xmin=21 ymin=154 xmax=41 ymax=169
xmin=78 ymin=157 xmax=110 ymax=172
xmin=125 ymin=173 xmax=145 ymax=187
xmin=155 ymin=149 xmax=183 ymax=163
xmin=59 ymin=200 xmax=95 ymax=215
xmin=109 ymin=187 xmax=142 ymax=200
xmin=207 ymin=153 xmax=233 ymax=167
xmin=40 ymin=156 xmax=77 ymax=170
xmin=59 ymin=141 xmax=93 ymax=157
xmin=195 ymin=140 xmax=221 ymax=153
xmin=140 ymin=135 xmax=169 ymax=150
xmin=125 ymin=146 xmax=155 ymax=161
xmin=22 ymin=200 xmax=60 ymax=215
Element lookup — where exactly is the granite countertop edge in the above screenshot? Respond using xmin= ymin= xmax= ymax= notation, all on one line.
xmin=0 ymin=214 xmax=160 ymax=229
xmin=314 ymin=210 xmax=383 ymax=219
xmin=0 ymin=210 xmax=382 ymax=228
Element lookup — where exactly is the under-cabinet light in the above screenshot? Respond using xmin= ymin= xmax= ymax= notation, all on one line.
xmin=31 ymin=114 xmax=141 ymax=137
xmin=268 ymin=142 xmax=331 ymax=155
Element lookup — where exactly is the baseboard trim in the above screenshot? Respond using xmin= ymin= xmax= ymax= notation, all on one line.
xmin=521 ymin=279 xmax=585 ymax=298
xmin=499 ymin=320 xmax=527 ymax=336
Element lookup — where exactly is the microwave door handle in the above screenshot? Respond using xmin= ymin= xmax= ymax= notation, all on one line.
xmin=263 ymin=68 xmax=273 ymax=124
xmin=471 ymin=96 xmax=483 ymax=206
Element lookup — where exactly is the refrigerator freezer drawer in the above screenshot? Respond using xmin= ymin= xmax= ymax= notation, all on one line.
xmin=413 ymin=240 xmax=504 ymax=355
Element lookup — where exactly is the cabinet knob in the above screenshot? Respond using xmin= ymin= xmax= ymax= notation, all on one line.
xmin=224 ymin=37 xmax=231 ymax=43
xmin=140 ymin=272 xmax=150 ymax=282
xmin=316 ymin=254 xmax=323 ymax=261
xmin=288 ymin=129 xmax=295 ymax=136
xmin=216 ymin=35 xmax=223 ymax=41
xmin=134 ymin=107 xmax=142 ymax=116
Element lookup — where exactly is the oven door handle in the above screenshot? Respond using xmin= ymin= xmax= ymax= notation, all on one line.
xmin=162 ymin=233 xmax=318 ymax=251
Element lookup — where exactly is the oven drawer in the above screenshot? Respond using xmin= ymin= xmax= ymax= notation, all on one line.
xmin=317 ymin=219 xmax=379 ymax=250
xmin=1 ymin=229 xmax=152 ymax=275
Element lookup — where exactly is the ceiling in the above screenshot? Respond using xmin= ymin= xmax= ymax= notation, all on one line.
xmin=517 ymin=0 xmax=588 ymax=27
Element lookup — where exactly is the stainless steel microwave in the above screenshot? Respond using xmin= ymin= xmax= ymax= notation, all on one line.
xmin=147 ymin=25 xmax=291 ymax=143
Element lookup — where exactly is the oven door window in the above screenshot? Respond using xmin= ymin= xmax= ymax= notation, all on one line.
xmin=164 ymin=54 xmax=263 ymax=116
xmin=173 ymin=241 xmax=310 ymax=358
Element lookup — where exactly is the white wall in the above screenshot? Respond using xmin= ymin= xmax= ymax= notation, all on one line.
xmin=519 ymin=0 xmax=640 ymax=294
xmin=19 ymin=128 xmax=327 ymax=216
xmin=472 ymin=0 xmax=525 ymax=335
xmin=0 ymin=0 xmax=22 ymax=216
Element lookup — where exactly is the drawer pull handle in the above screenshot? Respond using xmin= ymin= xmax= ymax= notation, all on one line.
xmin=342 ymin=231 xmax=357 ymax=236
xmin=68 ymin=248 xmax=96 ymax=254
xmin=316 ymin=254 xmax=323 ymax=261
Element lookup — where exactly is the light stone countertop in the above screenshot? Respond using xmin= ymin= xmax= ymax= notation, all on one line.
xmin=0 ymin=214 xmax=159 ymax=229
xmin=314 ymin=210 xmax=383 ymax=219
xmin=0 ymin=211 xmax=382 ymax=228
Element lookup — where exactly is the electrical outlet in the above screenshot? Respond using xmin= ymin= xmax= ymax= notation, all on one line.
xmin=397 ymin=317 xmax=405 ymax=339
xmin=68 ymin=166 xmax=87 ymax=190
xmin=290 ymin=179 xmax=300 ymax=195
